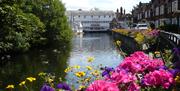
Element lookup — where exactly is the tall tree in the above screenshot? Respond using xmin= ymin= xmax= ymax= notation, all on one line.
xmin=0 ymin=1 xmax=45 ymax=53
xmin=21 ymin=0 xmax=72 ymax=45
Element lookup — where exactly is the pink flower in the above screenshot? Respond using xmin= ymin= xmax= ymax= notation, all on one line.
xmin=146 ymin=59 xmax=164 ymax=72
xmin=110 ymin=69 xmax=137 ymax=84
xmin=142 ymin=69 xmax=174 ymax=89
xmin=148 ymin=29 xmax=160 ymax=36
xmin=118 ymin=51 xmax=164 ymax=73
xmin=163 ymin=82 xmax=171 ymax=89
xmin=128 ymin=82 xmax=140 ymax=91
xmin=86 ymin=80 xmax=120 ymax=91
xmin=119 ymin=60 xmax=142 ymax=74
xmin=130 ymin=51 xmax=150 ymax=61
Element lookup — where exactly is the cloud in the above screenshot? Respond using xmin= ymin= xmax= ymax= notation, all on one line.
xmin=61 ymin=0 xmax=150 ymax=13
xmin=62 ymin=0 xmax=91 ymax=10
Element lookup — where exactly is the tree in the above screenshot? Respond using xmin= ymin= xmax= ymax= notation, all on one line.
xmin=0 ymin=0 xmax=72 ymax=53
xmin=20 ymin=0 xmax=72 ymax=45
xmin=0 ymin=3 xmax=45 ymax=53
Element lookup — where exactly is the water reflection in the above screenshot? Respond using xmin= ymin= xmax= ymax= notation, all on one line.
xmin=69 ymin=33 xmax=122 ymax=67
xmin=66 ymin=33 xmax=123 ymax=87
xmin=0 ymin=33 xmax=123 ymax=90
xmin=0 ymin=49 xmax=70 ymax=90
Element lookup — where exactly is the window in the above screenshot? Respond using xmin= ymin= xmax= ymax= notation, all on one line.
xmin=172 ymin=18 xmax=177 ymax=24
xmin=179 ymin=17 xmax=180 ymax=27
xmin=168 ymin=3 xmax=172 ymax=13
xmin=145 ymin=11 xmax=148 ymax=18
xmin=160 ymin=5 xmax=164 ymax=15
xmin=147 ymin=10 xmax=150 ymax=18
xmin=172 ymin=0 xmax=178 ymax=12
xmin=155 ymin=7 xmax=159 ymax=16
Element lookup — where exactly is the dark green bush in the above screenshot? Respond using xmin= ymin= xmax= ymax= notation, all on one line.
xmin=158 ymin=24 xmax=179 ymax=34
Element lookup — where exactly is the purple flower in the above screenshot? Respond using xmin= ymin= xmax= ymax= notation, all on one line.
xmin=57 ymin=83 xmax=71 ymax=91
xmin=173 ymin=48 xmax=180 ymax=55
xmin=102 ymin=67 xmax=114 ymax=77
xmin=40 ymin=84 xmax=54 ymax=91
xmin=141 ymin=79 xmax=145 ymax=86
xmin=157 ymin=66 xmax=168 ymax=70
xmin=173 ymin=61 xmax=180 ymax=69
xmin=168 ymin=68 xmax=180 ymax=77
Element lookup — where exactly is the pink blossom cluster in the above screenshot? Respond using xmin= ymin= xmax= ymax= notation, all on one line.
xmin=86 ymin=80 xmax=120 ymax=91
xmin=118 ymin=51 xmax=164 ymax=73
xmin=86 ymin=51 xmax=174 ymax=91
xmin=110 ymin=69 xmax=137 ymax=84
xmin=109 ymin=69 xmax=140 ymax=91
xmin=142 ymin=69 xmax=174 ymax=89
xmin=148 ymin=29 xmax=160 ymax=37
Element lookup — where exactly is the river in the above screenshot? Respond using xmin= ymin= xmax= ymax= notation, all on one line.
xmin=0 ymin=33 xmax=123 ymax=90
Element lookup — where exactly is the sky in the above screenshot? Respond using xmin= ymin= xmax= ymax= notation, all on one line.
xmin=61 ymin=0 xmax=150 ymax=13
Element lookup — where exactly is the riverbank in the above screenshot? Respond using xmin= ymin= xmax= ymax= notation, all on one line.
xmin=0 ymin=33 xmax=123 ymax=91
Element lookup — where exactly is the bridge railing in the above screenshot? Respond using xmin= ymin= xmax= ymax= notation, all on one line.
xmin=160 ymin=31 xmax=180 ymax=47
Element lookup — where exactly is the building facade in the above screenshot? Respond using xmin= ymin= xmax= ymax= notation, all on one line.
xmin=110 ymin=7 xmax=132 ymax=29
xmin=66 ymin=9 xmax=115 ymax=32
xmin=132 ymin=0 xmax=180 ymax=28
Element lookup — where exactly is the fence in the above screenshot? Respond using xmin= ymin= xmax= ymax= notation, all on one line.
xmin=160 ymin=31 xmax=180 ymax=47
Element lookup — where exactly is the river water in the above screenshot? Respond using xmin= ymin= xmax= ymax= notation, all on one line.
xmin=0 ymin=33 xmax=123 ymax=90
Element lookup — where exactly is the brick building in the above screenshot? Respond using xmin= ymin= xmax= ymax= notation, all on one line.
xmin=132 ymin=0 xmax=180 ymax=28
xmin=110 ymin=7 xmax=132 ymax=29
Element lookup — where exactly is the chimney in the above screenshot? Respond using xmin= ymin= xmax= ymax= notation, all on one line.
xmin=117 ymin=8 xmax=119 ymax=13
xmin=120 ymin=7 xmax=123 ymax=15
xmin=124 ymin=9 xmax=126 ymax=15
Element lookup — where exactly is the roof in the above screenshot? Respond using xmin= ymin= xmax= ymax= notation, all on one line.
xmin=66 ymin=10 xmax=115 ymax=16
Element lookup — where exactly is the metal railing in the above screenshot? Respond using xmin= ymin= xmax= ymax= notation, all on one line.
xmin=160 ymin=31 xmax=180 ymax=47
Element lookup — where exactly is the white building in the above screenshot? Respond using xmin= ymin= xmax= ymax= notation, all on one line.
xmin=66 ymin=9 xmax=115 ymax=32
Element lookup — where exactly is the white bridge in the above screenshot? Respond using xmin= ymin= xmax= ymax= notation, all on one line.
xmin=66 ymin=9 xmax=115 ymax=32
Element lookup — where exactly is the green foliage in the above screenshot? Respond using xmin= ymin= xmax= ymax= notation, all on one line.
xmin=0 ymin=0 xmax=72 ymax=53
xmin=158 ymin=24 xmax=179 ymax=34
xmin=20 ymin=0 xmax=72 ymax=44
xmin=0 ymin=4 xmax=45 ymax=53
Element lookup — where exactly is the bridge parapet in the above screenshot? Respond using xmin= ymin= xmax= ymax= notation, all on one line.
xmin=160 ymin=31 xmax=180 ymax=47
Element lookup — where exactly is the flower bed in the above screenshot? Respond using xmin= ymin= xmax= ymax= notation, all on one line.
xmin=5 ymin=51 xmax=180 ymax=91
xmin=112 ymin=29 xmax=160 ymax=50
xmin=86 ymin=51 xmax=180 ymax=91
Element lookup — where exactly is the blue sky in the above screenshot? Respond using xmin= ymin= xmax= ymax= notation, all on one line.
xmin=61 ymin=0 xmax=150 ymax=13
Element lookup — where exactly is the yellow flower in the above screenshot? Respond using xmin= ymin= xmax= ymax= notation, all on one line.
xmin=87 ymin=56 xmax=94 ymax=62
xmin=175 ymin=76 xmax=180 ymax=83
xmin=6 ymin=85 xmax=14 ymax=89
xmin=135 ymin=33 xmax=145 ymax=44
xmin=26 ymin=77 xmax=36 ymax=82
xmin=113 ymin=29 xmax=129 ymax=36
xmin=38 ymin=72 xmax=46 ymax=76
xmin=154 ymin=51 xmax=160 ymax=54
xmin=74 ymin=65 xmax=81 ymax=69
xmin=116 ymin=40 xmax=121 ymax=46
xmin=91 ymin=70 xmax=100 ymax=76
xmin=75 ymin=71 xmax=86 ymax=78
xmin=84 ymin=77 xmax=91 ymax=82
xmin=79 ymin=85 xmax=86 ymax=90
xmin=47 ymin=78 xmax=54 ymax=83
xmin=19 ymin=81 xmax=26 ymax=86
xmin=86 ymin=66 xmax=92 ymax=70
xmin=64 ymin=67 xmax=73 ymax=73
